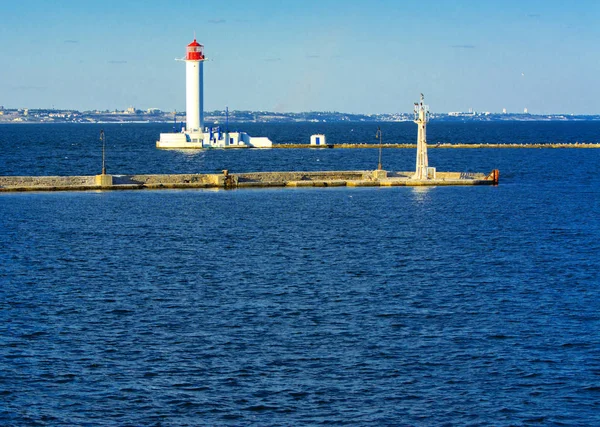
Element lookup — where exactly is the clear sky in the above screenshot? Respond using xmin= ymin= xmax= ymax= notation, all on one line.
xmin=1 ymin=0 xmax=599 ymax=114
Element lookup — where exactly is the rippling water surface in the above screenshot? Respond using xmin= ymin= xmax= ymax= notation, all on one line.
xmin=1 ymin=123 xmax=599 ymax=425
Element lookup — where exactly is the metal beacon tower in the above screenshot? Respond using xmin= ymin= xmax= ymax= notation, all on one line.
xmin=413 ymin=93 xmax=432 ymax=180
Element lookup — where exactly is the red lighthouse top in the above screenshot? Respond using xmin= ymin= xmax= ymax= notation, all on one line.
xmin=186 ymin=39 xmax=205 ymax=61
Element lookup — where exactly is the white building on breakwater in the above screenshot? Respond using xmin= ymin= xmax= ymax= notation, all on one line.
xmin=157 ymin=39 xmax=272 ymax=149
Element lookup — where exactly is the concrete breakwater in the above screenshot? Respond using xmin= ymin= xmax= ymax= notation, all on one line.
xmin=0 ymin=170 xmax=498 ymax=193
xmin=0 ymin=173 xmax=223 ymax=192
xmin=273 ymin=143 xmax=600 ymax=149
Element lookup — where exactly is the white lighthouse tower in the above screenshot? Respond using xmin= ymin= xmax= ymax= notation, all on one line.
xmin=413 ymin=94 xmax=434 ymax=180
xmin=185 ymin=39 xmax=205 ymax=133
xmin=157 ymin=38 xmax=272 ymax=149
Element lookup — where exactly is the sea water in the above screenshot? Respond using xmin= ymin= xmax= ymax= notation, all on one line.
xmin=1 ymin=122 xmax=599 ymax=425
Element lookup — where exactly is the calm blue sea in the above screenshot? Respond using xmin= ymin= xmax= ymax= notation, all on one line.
xmin=1 ymin=122 xmax=599 ymax=426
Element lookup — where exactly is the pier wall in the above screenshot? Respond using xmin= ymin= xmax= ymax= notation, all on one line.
xmin=235 ymin=171 xmax=370 ymax=183
xmin=272 ymin=143 xmax=600 ymax=149
xmin=0 ymin=174 xmax=223 ymax=192
xmin=112 ymin=174 xmax=223 ymax=186
xmin=0 ymin=170 xmax=497 ymax=193
xmin=0 ymin=175 xmax=96 ymax=188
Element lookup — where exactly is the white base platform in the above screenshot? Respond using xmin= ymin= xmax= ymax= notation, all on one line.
xmin=157 ymin=130 xmax=272 ymax=149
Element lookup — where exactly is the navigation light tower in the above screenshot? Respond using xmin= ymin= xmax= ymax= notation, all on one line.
xmin=184 ymin=39 xmax=206 ymax=132
xmin=413 ymin=94 xmax=430 ymax=179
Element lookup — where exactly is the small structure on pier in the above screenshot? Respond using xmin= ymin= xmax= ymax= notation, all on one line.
xmin=413 ymin=94 xmax=435 ymax=179
xmin=310 ymin=134 xmax=327 ymax=146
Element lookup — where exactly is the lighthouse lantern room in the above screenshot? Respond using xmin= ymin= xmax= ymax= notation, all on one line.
xmin=186 ymin=40 xmax=205 ymax=61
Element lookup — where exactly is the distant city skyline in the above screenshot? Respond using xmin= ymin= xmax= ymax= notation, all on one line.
xmin=1 ymin=0 xmax=599 ymax=115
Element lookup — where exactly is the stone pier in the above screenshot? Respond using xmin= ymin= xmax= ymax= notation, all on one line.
xmin=0 ymin=170 xmax=499 ymax=193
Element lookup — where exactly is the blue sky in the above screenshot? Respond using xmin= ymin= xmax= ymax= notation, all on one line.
xmin=1 ymin=0 xmax=599 ymax=114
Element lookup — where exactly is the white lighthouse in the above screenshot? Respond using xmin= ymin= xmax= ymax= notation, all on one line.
xmin=157 ymin=38 xmax=272 ymax=149
xmin=185 ymin=39 xmax=205 ymax=132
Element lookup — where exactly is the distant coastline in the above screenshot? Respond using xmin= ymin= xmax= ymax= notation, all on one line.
xmin=1 ymin=108 xmax=599 ymax=124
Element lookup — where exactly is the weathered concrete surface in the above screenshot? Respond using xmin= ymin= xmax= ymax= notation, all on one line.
xmin=273 ymin=143 xmax=600 ymax=149
xmin=95 ymin=174 xmax=113 ymax=187
xmin=0 ymin=170 xmax=498 ymax=193
xmin=0 ymin=177 xmax=82 ymax=192
xmin=0 ymin=174 xmax=224 ymax=192
xmin=235 ymin=170 xmax=371 ymax=183
xmin=112 ymin=174 xmax=224 ymax=186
